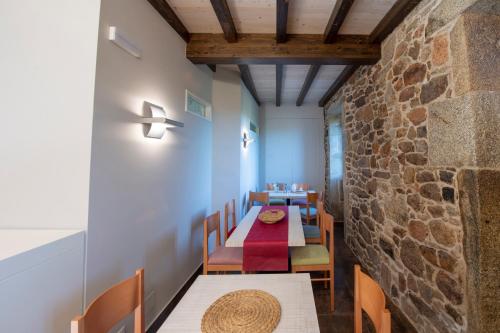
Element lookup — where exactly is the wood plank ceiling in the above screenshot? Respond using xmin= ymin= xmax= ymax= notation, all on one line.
xmin=148 ymin=0 xmax=421 ymax=106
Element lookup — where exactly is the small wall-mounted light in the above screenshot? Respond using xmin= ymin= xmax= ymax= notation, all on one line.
xmin=242 ymin=132 xmax=254 ymax=148
xmin=142 ymin=102 xmax=184 ymax=139
xmin=108 ymin=26 xmax=142 ymax=58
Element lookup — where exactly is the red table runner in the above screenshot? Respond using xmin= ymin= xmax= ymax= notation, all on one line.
xmin=243 ymin=206 xmax=289 ymax=271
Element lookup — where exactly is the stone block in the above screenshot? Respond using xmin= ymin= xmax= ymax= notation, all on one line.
xmin=428 ymin=95 xmax=476 ymax=167
xmin=451 ymin=0 xmax=500 ymax=96
xmin=458 ymin=169 xmax=500 ymax=333
xmin=426 ymin=0 xmax=479 ymax=37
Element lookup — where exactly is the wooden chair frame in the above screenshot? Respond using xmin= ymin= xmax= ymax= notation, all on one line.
xmin=248 ymin=191 xmax=269 ymax=211
xmin=303 ymin=192 xmax=319 ymax=225
xmin=224 ymin=199 xmax=237 ymax=242
xmin=203 ymin=211 xmax=243 ymax=274
xmin=305 ymin=200 xmax=324 ymax=244
xmin=292 ymin=211 xmax=334 ymax=312
xmin=354 ymin=264 xmax=391 ymax=333
xmin=71 ymin=269 xmax=144 ymax=333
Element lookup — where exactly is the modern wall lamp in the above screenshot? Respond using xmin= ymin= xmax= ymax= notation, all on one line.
xmin=242 ymin=132 xmax=255 ymax=148
xmin=108 ymin=26 xmax=142 ymax=58
xmin=142 ymin=102 xmax=184 ymax=139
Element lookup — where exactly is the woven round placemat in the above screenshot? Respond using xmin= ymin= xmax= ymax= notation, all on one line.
xmin=258 ymin=209 xmax=285 ymax=224
xmin=201 ymin=289 xmax=281 ymax=333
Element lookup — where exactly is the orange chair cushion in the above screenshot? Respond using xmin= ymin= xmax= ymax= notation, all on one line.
xmin=208 ymin=247 xmax=243 ymax=265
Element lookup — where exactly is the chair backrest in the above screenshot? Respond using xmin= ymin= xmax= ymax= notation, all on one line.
xmin=354 ymin=265 xmax=391 ymax=333
xmin=203 ymin=211 xmax=221 ymax=267
xmin=71 ymin=269 xmax=144 ymax=333
xmin=317 ymin=200 xmax=324 ymax=243
xmin=265 ymin=183 xmax=274 ymax=190
xmin=224 ymin=199 xmax=236 ymax=241
xmin=277 ymin=183 xmax=286 ymax=191
xmin=294 ymin=183 xmax=310 ymax=191
xmin=321 ymin=211 xmax=334 ymax=264
xmin=248 ymin=191 xmax=269 ymax=209
xmin=306 ymin=192 xmax=319 ymax=205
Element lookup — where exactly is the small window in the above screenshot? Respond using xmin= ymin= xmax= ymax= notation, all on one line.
xmin=185 ymin=90 xmax=211 ymax=121
xmin=250 ymin=121 xmax=259 ymax=134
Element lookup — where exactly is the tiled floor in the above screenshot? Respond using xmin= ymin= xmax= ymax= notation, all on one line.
xmin=313 ymin=224 xmax=417 ymax=333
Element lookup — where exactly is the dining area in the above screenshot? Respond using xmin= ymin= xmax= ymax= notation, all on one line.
xmin=71 ymin=185 xmax=395 ymax=333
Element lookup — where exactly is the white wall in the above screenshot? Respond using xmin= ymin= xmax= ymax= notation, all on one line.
xmin=0 ymin=231 xmax=85 ymax=333
xmin=212 ymin=70 xmax=260 ymax=219
xmin=239 ymin=84 xmax=260 ymax=216
xmin=86 ymin=0 xmax=213 ymax=328
xmin=260 ymin=104 xmax=325 ymax=191
xmin=0 ymin=0 xmax=101 ymax=229
xmin=212 ymin=69 xmax=242 ymax=218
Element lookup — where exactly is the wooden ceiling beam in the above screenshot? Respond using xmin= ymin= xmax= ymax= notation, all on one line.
xmin=147 ymin=0 xmax=190 ymax=43
xmin=296 ymin=65 xmax=321 ymax=106
xmin=369 ymin=0 xmax=421 ymax=43
xmin=318 ymin=65 xmax=359 ymax=107
xmin=238 ymin=65 xmax=261 ymax=106
xmin=323 ymin=0 xmax=354 ymax=43
xmin=276 ymin=64 xmax=283 ymax=107
xmin=276 ymin=0 xmax=289 ymax=43
xmin=210 ymin=0 xmax=238 ymax=43
xmin=187 ymin=34 xmax=380 ymax=65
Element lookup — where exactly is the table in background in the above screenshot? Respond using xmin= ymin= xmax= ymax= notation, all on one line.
xmin=225 ymin=205 xmax=305 ymax=248
xmin=158 ymin=274 xmax=320 ymax=333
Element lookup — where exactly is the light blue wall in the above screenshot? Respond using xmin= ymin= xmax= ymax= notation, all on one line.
xmin=259 ymin=104 xmax=325 ymax=192
xmin=240 ymin=83 xmax=260 ymax=217
xmin=87 ymin=0 xmax=213 ymax=328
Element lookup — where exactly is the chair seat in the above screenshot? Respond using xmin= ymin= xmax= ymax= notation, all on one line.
xmin=291 ymin=245 xmax=330 ymax=266
xmin=269 ymin=198 xmax=286 ymax=206
xmin=303 ymin=225 xmax=321 ymax=239
xmin=291 ymin=199 xmax=307 ymax=206
xmin=300 ymin=207 xmax=317 ymax=217
xmin=208 ymin=247 xmax=243 ymax=265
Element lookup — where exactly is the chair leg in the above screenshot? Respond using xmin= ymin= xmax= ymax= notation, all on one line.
xmin=329 ymin=269 xmax=334 ymax=312
xmin=203 ymin=265 xmax=208 ymax=275
xmin=324 ymin=271 xmax=328 ymax=289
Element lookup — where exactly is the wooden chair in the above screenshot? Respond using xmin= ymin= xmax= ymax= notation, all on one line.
xmin=71 ymin=269 xmax=144 ymax=333
xmin=300 ymin=192 xmax=319 ymax=225
xmin=203 ymin=211 xmax=243 ymax=275
xmin=248 ymin=191 xmax=269 ymax=210
xmin=291 ymin=211 xmax=334 ymax=311
xmin=291 ymin=183 xmax=310 ymax=206
xmin=268 ymin=183 xmax=287 ymax=206
xmin=303 ymin=200 xmax=323 ymax=244
xmin=224 ymin=199 xmax=237 ymax=241
xmin=354 ymin=264 xmax=391 ymax=333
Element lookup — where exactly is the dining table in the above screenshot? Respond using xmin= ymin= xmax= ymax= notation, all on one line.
xmin=225 ymin=205 xmax=305 ymax=248
xmin=225 ymin=205 xmax=305 ymax=271
xmin=264 ymin=190 xmax=315 ymax=200
xmin=158 ymin=273 xmax=320 ymax=333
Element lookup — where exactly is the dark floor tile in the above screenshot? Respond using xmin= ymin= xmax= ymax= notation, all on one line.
xmin=313 ymin=223 xmax=416 ymax=333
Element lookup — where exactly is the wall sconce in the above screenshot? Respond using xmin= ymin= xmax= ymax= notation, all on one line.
xmin=108 ymin=26 xmax=142 ymax=58
xmin=242 ymin=132 xmax=254 ymax=148
xmin=142 ymin=102 xmax=184 ymax=139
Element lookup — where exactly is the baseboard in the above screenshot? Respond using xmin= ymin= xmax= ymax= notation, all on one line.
xmin=147 ymin=263 xmax=203 ymax=333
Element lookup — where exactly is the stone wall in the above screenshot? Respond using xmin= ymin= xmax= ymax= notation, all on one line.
xmin=324 ymin=0 xmax=499 ymax=332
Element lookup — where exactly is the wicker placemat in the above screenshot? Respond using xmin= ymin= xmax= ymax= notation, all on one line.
xmin=258 ymin=209 xmax=286 ymax=224
xmin=201 ymin=289 xmax=281 ymax=333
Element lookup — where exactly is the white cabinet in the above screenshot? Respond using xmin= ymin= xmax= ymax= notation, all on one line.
xmin=0 ymin=230 xmax=85 ymax=333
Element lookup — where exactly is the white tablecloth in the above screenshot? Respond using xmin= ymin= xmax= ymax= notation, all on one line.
xmin=158 ymin=274 xmax=320 ymax=333
xmin=225 ymin=206 xmax=305 ymax=247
